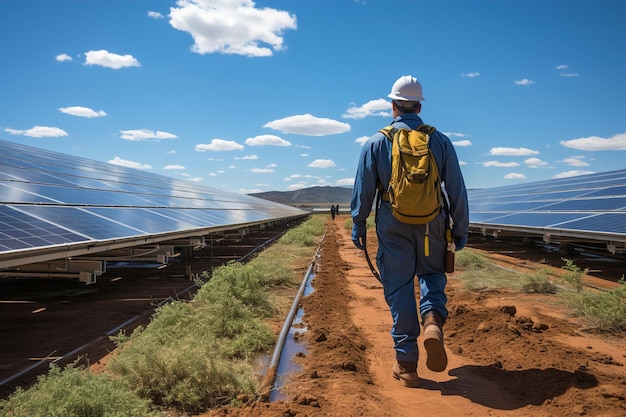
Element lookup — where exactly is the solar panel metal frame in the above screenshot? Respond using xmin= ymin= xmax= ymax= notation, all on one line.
xmin=467 ymin=169 xmax=626 ymax=254
xmin=0 ymin=139 xmax=308 ymax=270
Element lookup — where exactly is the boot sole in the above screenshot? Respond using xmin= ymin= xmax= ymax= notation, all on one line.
xmin=424 ymin=336 xmax=448 ymax=372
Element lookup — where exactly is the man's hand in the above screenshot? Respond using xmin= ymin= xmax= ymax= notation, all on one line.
xmin=454 ymin=235 xmax=467 ymax=251
xmin=351 ymin=222 xmax=367 ymax=250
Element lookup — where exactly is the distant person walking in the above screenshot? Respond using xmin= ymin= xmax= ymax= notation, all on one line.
xmin=350 ymin=75 xmax=469 ymax=387
xmin=330 ymin=204 xmax=336 ymax=220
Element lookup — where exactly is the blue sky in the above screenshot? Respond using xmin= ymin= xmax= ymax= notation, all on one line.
xmin=1 ymin=0 xmax=625 ymax=194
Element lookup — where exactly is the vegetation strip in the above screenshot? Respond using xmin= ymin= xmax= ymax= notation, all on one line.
xmin=0 ymin=215 xmax=324 ymax=417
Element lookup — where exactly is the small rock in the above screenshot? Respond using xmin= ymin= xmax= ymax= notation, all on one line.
xmin=341 ymin=361 xmax=358 ymax=372
xmin=477 ymin=322 xmax=492 ymax=332
xmin=499 ymin=305 xmax=517 ymax=316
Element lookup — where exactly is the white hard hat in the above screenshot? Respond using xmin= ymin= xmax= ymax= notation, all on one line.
xmin=387 ymin=75 xmax=425 ymax=101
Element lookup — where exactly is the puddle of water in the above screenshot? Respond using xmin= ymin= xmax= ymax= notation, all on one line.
xmin=266 ymin=273 xmax=315 ymax=402
xmin=269 ymin=308 xmax=308 ymax=402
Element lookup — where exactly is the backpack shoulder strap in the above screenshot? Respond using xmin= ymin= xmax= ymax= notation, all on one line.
xmin=378 ymin=125 xmax=396 ymax=141
xmin=380 ymin=124 xmax=436 ymax=139
xmin=417 ymin=124 xmax=436 ymax=135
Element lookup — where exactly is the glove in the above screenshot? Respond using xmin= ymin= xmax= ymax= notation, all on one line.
xmin=454 ymin=235 xmax=467 ymax=251
xmin=351 ymin=222 xmax=367 ymax=250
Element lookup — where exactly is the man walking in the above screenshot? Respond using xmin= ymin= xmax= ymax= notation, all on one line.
xmin=350 ymin=75 xmax=469 ymax=387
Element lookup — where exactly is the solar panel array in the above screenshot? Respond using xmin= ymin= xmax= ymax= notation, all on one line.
xmin=0 ymin=138 xmax=306 ymax=260
xmin=467 ymin=169 xmax=626 ymax=241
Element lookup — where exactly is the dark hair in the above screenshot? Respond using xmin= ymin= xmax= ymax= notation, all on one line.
xmin=393 ymin=100 xmax=420 ymax=113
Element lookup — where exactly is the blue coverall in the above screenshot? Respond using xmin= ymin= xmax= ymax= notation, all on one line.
xmin=350 ymin=113 xmax=469 ymax=364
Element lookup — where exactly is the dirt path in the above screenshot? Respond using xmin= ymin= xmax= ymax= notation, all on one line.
xmin=202 ymin=217 xmax=625 ymax=417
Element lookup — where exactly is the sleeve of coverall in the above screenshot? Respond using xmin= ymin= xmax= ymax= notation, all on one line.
xmin=350 ymin=139 xmax=379 ymax=226
xmin=440 ymin=134 xmax=470 ymax=239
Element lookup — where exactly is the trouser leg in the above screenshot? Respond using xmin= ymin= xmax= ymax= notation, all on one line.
xmin=376 ymin=214 xmax=419 ymax=363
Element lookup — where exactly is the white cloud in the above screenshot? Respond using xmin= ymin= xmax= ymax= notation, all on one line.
xmin=336 ymin=177 xmax=354 ymax=186
xmin=461 ymin=72 xmax=480 ymax=78
xmin=355 ymin=136 xmax=370 ymax=146
xmin=240 ymin=187 xmax=263 ymax=194
xmin=245 ymin=134 xmax=291 ymax=146
xmin=195 ymin=139 xmax=244 ymax=151
xmin=489 ymin=147 xmax=539 ymax=156
xmin=264 ymin=114 xmax=351 ymax=136
xmin=459 ymin=160 xmax=467 ymax=166
xmin=120 ymin=129 xmax=177 ymax=141
xmin=187 ymin=177 xmax=204 ymax=182
xmin=483 ymin=161 xmax=520 ymax=168
xmin=504 ymin=172 xmax=527 ymax=179
xmin=287 ymin=183 xmax=307 ymax=191
xmin=55 ymin=53 xmax=72 ymax=62
xmin=560 ymin=132 xmax=626 ymax=151
xmin=342 ymin=99 xmax=391 ymax=119
xmin=169 ymin=0 xmax=297 ymax=57
xmin=59 ymin=106 xmax=107 ymax=118
xmin=562 ymin=156 xmax=589 ymax=167
xmin=4 ymin=126 xmax=68 ymax=138
xmin=284 ymin=174 xmax=301 ymax=180
xmin=249 ymin=167 xmax=274 ymax=173
xmin=308 ymin=159 xmax=336 ymax=168
xmin=84 ymin=50 xmax=140 ymax=69
xmin=524 ymin=157 xmax=549 ymax=168
xmin=444 ymin=132 xmax=471 ymax=147
xmin=164 ymin=164 xmax=185 ymax=170
xmin=514 ymin=78 xmax=535 ymax=86
xmin=148 ymin=11 xmax=164 ymax=19
xmin=108 ymin=156 xmax=151 ymax=169
xmin=556 ymin=64 xmax=578 ymax=77
xmin=235 ymin=155 xmax=258 ymax=160
xmin=553 ymin=170 xmax=594 ymax=179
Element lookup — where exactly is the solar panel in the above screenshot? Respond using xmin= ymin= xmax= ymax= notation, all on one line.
xmin=468 ymin=169 xmax=626 ymax=251
xmin=0 ymin=138 xmax=307 ymax=269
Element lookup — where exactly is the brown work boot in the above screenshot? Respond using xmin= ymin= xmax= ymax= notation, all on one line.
xmin=423 ymin=311 xmax=448 ymax=372
xmin=392 ymin=360 xmax=419 ymax=388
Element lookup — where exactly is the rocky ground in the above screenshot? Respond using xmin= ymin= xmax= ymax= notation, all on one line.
xmin=200 ymin=217 xmax=625 ymax=417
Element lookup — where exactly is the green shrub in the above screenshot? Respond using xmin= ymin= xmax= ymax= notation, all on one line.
xmin=198 ymin=261 xmax=273 ymax=317
xmin=0 ymin=363 xmax=156 ymax=417
xmin=520 ymin=268 xmax=558 ymax=294
xmin=280 ymin=215 xmax=324 ymax=246
xmin=561 ymin=258 xmax=588 ymax=292
xmin=455 ymin=249 xmax=488 ymax=270
xmin=564 ymin=277 xmax=626 ymax=332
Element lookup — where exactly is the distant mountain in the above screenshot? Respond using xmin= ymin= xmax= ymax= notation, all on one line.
xmin=250 ymin=186 xmax=352 ymax=206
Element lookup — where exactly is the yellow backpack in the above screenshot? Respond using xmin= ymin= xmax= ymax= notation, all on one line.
xmin=379 ymin=124 xmax=442 ymax=225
